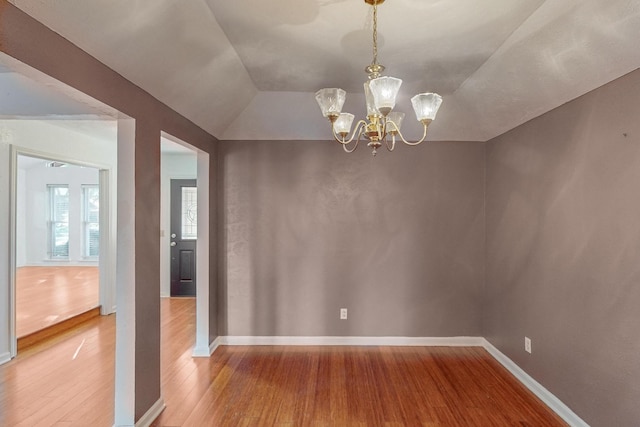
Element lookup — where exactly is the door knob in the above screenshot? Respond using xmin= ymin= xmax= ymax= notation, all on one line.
xmin=170 ymin=242 xmax=177 ymax=247
xmin=171 ymin=233 xmax=177 ymax=238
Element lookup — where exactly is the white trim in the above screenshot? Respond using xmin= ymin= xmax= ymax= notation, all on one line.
xmin=482 ymin=339 xmax=589 ymax=427
xmin=193 ymin=336 xmax=221 ymax=357
xmin=0 ymin=352 xmax=11 ymax=365
xmin=192 ymin=337 xmax=214 ymax=357
xmin=9 ymin=147 xmax=18 ymax=357
xmin=219 ymin=336 xmax=485 ymax=347
xmin=210 ymin=337 xmax=222 ymax=354
xmin=8 ymin=146 xmax=112 ymax=170
xmin=194 ymin=150 xmax=210 ymax=358
xmin=203 ymin=336 xmax=223 ymax=357
xmin=28 ymin=260 xmax=100 ymax=266
xmin=98 ymin=169 xmax=114 ymax=316
xmin=133 ymin=397 xmax=165 ymax=427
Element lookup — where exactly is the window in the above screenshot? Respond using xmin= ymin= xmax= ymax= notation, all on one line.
xmin=181 ymin=186 xmax=197 ymax=240
xmin=48 ymin=185 xmax=69 ymax=259
xmin=82 ymin=185 xmax=100 ymax=258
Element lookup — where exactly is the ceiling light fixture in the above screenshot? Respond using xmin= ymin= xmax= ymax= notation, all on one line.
xmin=315 ymin=0 xmax=443 ymax=156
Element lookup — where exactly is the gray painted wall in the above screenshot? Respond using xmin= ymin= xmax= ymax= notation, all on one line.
xmin=485 ymin=68 xmax=640 ymax=426
xmin=219 ymin=140 xmax=485 ymax=337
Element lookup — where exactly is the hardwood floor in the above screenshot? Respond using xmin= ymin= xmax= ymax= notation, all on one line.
xmin=16 ymin=266 xmax=100 ymax=338
xmin=17 ymin=306 xmax=101 ymax=351
xmin=0 ymin=298 xmax=568 ymax=426
xmin=155 ymin=346 xmax=568 ymax=427
xmin=0 ymin=313 xmax=115 ymax=426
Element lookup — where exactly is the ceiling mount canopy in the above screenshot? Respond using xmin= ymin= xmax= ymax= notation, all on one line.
xmin=316 ymin=0 xmax=442 ymax=156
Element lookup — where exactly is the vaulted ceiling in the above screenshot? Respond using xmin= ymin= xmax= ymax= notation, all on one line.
xmin=6 ymin=0 xmax=640 ymax=141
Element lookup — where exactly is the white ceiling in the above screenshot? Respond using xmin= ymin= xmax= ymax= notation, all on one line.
xmin=7 ymin=0 xmax=640 ymax=142
xmin=0 ymin=56 xmax=117 ymax=120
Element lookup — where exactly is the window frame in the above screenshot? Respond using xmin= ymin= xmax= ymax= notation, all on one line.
xmin=47 ymin=184 xmax=70 ymax=260
xmin=82 ymin=184 xmax=100 ymax=259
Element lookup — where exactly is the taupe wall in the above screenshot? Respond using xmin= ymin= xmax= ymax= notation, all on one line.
xmin=0 ymin=1 xmax=218 ymax=422
xmin=219 ymin=140 xmax=485 ymax=337
xmin=485 ymin=68 xmax=640 ymax=426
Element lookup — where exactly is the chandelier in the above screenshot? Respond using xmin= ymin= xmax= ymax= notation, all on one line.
xmin=315 ymin=0 xmax=443 ymax=156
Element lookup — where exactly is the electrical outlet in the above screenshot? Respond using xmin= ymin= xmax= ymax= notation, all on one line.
xmin=340 ymin=308 xmax=348 ymax=320
xmin=525 ymin=337 xmax=532 ymax=354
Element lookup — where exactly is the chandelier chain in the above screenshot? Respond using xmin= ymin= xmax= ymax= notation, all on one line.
xmin=372 ymin=1 xmax=378 ymax=65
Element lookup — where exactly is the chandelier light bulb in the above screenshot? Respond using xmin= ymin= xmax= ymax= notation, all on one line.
xmin=411 ymin=93 xmax=443 ymax=123
xmin=386 ymin=111 xmax=405 ymax=134
xmin=334 ymin=113 xmax=355 ymax=136
xmin=364 ymin=81 xmax=380 ymax=117
xmin=369 ymin=76 xmax=402 ymax=116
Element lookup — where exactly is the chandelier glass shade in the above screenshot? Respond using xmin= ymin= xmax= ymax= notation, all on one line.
xmin=315 ymin=0 xmax=443 ymax=156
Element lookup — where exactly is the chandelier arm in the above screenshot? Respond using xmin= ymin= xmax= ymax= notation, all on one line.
xmin=332 ymin=120 xmax=368 ymax=145
xmin=385 ymin=133 xmax=396 ymax=152
xmin=343 ymin=125 xmax=367 ymax=153
xmin=343 ymin=139 xmax=360 ymax=153
xmin=387 ymin=120 xmax=430 ymax=146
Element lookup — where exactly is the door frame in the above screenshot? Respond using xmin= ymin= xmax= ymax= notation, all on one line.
xmin=160 ymin=132 xmax=210 ymax=357
xmin=8 ymin=145 xmax=113 ymax=357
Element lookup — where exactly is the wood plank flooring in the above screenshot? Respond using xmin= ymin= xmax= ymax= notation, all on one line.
xmin=16 ymin=266 xmax=99 ymax=337
xmin=0 ymin=312 xmax=116 ymax=426
xmin=17 ymin=306 xmax=101 ymax=351
xmin=155 ymin=346 xmax=568 ymax=427
xmin=0 ymin=298 xmax=568 ymax=426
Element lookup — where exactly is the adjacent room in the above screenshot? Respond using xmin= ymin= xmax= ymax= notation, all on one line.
xmin=15 ymin=156 xmax=101 ymax=342
xmin=0 ymin=0 xmax=639 ymax=426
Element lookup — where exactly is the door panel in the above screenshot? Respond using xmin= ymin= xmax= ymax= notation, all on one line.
xmin=179 ymin=249 xmax=194 ymax=281
xmin=170 ymin=179 xmax=197 ymax=296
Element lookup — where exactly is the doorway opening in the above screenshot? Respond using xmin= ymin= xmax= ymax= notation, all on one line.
xmin=1 ymin=52 xmax=122 ymax=361
xmin=14 ymin=154 xmax=103 ymax=347
xmin=160 ymin=132 xmax=210 ymax=357
xmin=0 ymin=43 xmax=138 ymax=426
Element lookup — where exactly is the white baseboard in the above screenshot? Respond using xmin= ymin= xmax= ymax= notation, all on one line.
xmin=134 ymin=397 xmax=165 ymax=427
xmin=209 ymin=336 xmax=222 ymax=354
xmin=482 ymin=339 xmax=588 ymax=427
xmin=219 ymin=336 xmax=485 ymax=347
xmin=101 ymin=305 xmax=116 ymax=316
xmin=26 ymin=261 xmax=99 ymax=267
xmin=192 ymin=336 xmax=221 ymax=357
xmin=0 ymin=351 xmax=11 ymax=365
xmin=191 ymin=345 xmax=210 ymax=358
